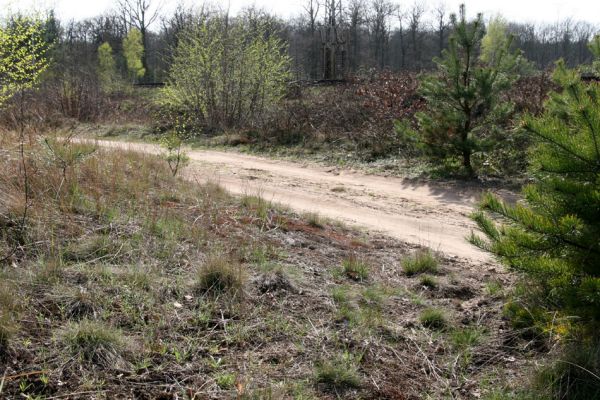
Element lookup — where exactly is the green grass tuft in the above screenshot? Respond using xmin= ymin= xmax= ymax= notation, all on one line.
xmin=532 ymin=339 xmax=600 ymax=400
xmin=451 ymin=327 xmax=483 ymax=349
xmin=419 ymin=308 xmax=448 ymax=330
xmin=241 ymin=194 xmax=270 ymax=221
xmin=419 ymin=274 xmax=438 ymax=288
xmin=402 ymin=249 xmax=439 ymax=276
xmin=215 ymin=372 xmax=236 ymax=389
xmin=0 ymin=315 xmax=14 ymax=354
xmin=485 ymin=280 xmax=504 ymax=297
xmin=341 ymin=256 xmax=369 ymax=281
xmin=332 ymin=285 xmax=351 ymax=305
xmin=315 ymin=351 xmax=361 ymax=390
xmin=0 ymin=283 xmax=18 ymax=353
xmin=306 ymin=212 xmax=324 ymax=228
xmin=58 ymin=286 xmax=101 ymax=320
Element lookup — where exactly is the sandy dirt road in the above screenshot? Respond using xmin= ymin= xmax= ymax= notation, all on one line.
xmin=89 ymin=139 xmax=509 ymax=262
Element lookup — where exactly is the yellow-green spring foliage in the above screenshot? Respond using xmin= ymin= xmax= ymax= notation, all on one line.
xmin=0 ymin=16 xmax=50 ymax=105
xmin=480 ymin=16 xmax=509 ymax=66
xmin=123 ymin=28 xmax=145 ymax=81
xmin=162 ymin=13 xmax=291 ymax=129
xmin=97 ymin=42 xmax=118 ymax=92
xmin=481 ymin=15 xmax=533 ymax=75
xmin=471 ymin=60 xmax=600 ymax=333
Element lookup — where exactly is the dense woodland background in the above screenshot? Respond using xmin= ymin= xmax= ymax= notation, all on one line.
xmin=38 ymin=1 xmax=599 ymax=83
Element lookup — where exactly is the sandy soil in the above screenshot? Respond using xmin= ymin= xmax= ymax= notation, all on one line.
xmin=87 ymin=139 xmax=511 ymax=262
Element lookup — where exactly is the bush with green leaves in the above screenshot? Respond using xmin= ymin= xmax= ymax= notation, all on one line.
xmin=0 ymin=16 xmax=50 ymax=106
xmin=401 ymin=5 xmax=521 ymax=176
xmin=160 ymin=131 xmax=189 ymax=177
xmin=471 ymin=57 xmax=600 ymax=397
xmin=161 ymin=11 xmax=291 ymax=131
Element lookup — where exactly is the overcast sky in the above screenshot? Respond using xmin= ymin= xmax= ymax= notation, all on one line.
xmin=2 ymin=0 xmax=599 ymax=26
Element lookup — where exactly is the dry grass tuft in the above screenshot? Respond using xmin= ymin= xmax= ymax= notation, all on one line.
xmin=61 ymin=319 xmax=126 ymax=368
xmin=196 ymin=255 xmax=246 ymax=297
xmin=50 ymin=286 xmax=101 ymax=320
xmin=0 ymin=282 xmax=18 ymax=354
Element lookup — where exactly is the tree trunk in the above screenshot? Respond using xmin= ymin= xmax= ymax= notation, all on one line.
xmin=140 ymin=27 xmax=148 ymax=82
xmin=462 ymin=148 xmax=473 ymax=176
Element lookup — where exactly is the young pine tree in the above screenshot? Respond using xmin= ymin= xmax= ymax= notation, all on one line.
xmin=470 ymin=51 xmax=600 ymax=399
xmin=410 ymin=5 xmax=520 ymax=176
xmin=471 ymin=61 xmax=600 ymax=332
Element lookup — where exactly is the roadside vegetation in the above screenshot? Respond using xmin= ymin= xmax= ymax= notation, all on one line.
xmin=1 ymin=2 xmax=600 ymax=399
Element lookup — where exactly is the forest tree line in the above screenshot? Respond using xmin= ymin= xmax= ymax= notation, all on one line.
xmin=28 ymin=0 xmax=599 ymax=85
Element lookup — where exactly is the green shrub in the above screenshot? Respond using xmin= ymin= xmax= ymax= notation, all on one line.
xmin=471 ymin=59 xmax=600 ymax=332
xmin=471 ymin=61 xmax=600 ymax=334
xmin=402 ymin=249 xmax=439 ymax=276
xmin=162 ymin=13 xmax=291 ymax=130
xmin=160 ymin=130 xmax=189 ymax=177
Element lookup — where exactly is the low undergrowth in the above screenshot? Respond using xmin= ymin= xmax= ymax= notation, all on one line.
xmin=0 ymin=131 xmax=537 ymax=399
